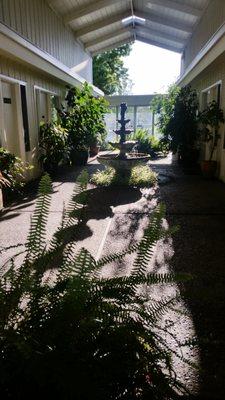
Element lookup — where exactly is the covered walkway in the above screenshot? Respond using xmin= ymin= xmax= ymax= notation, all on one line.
xmin=1 ymin=155 xmax=225 ymax=398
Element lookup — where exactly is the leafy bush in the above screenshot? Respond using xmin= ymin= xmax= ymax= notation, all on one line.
xmin=39 ymin=122 xmax=70 ymax=170
xmin=131 ymin=129 xmax=165 ymax=156
xmin=91 ymin=165 xmax=157 ymax=187
xmin=198 ymin=100 xmax=224 ymax=160
xmin=0 ymin=147 xmax=32 ymax=190
xmin=59 ymin=83 xmax=109 ymax=149
xmin=151 ymin=85 xmax=199 ymax=154
xmin=0 ymin=173 xmax=193 ymax=399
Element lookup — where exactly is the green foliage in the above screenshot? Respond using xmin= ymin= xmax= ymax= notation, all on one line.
xmin=60 ymin=82 xmax=109 ymax=149
xmin=151 ymin=85 xmax=199 ymax=154
xmin=93 ymin=44 xmax=133 ymax=94
xmin=0 ymin=174 xmax=193 ymax=399
xmin=39 ymin=122 xmax=70 ymax=170
xmin=0 ymin=147 xmax=32 ymax=190
xmin=150 ymin=85 xmax=180 ymax=145
xmin=131 ymin=129 xmax=167 ymax=156
xmin=198 ymin=100 xmax=224 ymax=160
xmin=91 ymin=165 xmax=157 ymax=187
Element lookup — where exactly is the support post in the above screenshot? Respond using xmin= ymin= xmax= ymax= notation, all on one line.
xmin=134 ymin=106 xmax=137 ymax=132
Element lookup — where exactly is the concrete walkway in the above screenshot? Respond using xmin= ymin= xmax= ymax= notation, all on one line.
xmin=1 ymin=154 xmax=225 ymax=399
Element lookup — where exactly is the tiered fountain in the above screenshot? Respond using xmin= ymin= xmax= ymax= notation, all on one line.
xmin=97 ymin=103 xmax=150 ymax=174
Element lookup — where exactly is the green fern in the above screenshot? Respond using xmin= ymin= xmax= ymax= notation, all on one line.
xmin=0 ymin=173 xmax=195 ymax=400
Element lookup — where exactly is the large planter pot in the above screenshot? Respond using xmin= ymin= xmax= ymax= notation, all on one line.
xmin=201 ymin=160 xmax=217 ymax=178
xmin=89 ymin=145 xmax=100 ymax=157
xmin=42 ymin=161 xmax=59 ymax=175
xmin=70 ymin=149 xmax=89 ymax=166
xmin=178 ymin=148 xmax=200 ymax=174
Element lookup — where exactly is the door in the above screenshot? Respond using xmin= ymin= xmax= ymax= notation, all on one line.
xmin=1 ymin=81 xmax=20 ymax=156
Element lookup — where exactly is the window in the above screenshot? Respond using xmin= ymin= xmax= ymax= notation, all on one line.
xmin=20 ymin=85 xmax=30 ymax=152
xmin=201 ymin=82 xmax=221 ymax=109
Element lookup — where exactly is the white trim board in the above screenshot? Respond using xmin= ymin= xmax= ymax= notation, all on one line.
xmin=178 ymin=22 xmax=225 ymax=85
xmin=0 ymin=22 xmax=103 ymax=96
xmin=34 ymin=85 xmax=58 ymax=96
xmin=201 ymin=80 xmax=222 ymax=93
xmin=0 ymin=73 xmax=26 ymax=86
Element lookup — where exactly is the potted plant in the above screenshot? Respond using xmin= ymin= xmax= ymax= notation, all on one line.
xmin=198 ymin=100 xmax=224 ymax=178
xmin=89 ymin=133 xmax=103 ymax=157
xmin=151 ymin=85 xmax=200 ymax=171
xmin=0 ymin=171 xmax=10 ymax=210
xmin=60 ymin=83 xmax=108 ymax=165
xmin=39 ymin=122 xmax=70 ymax=172
xmin=0 ymin=147 xmax=32 ymax=207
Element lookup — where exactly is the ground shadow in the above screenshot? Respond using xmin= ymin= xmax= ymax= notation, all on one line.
xmin=151 ymin=160 xmax=225 ymax=400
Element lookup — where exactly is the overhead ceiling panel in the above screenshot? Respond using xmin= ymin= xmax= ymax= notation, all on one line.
xmin=47 ymin=0 xmax=212 ymax=55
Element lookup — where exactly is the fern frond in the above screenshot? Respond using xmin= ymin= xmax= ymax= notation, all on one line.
xmin=50 ymin=170 xmax=88 ymax=249
xmin=25 ymin=173 xmax=52 ymax=262
xmin=132 ymin=204 xmax=166 ymax=277
xmin=95 ymin=242 xmax=138 ymax=271
xmin=99 ymin=272 xmax=191 ymax=288
xmin=71 ymin=247 xmax=97 ymax=278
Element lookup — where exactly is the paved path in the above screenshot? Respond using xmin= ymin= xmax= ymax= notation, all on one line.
xmin=1 ymin=154 xmax=225 ymax=399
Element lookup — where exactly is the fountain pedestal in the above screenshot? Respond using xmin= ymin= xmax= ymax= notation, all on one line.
xmin=97 ymin=103 xmax=150 ymax=172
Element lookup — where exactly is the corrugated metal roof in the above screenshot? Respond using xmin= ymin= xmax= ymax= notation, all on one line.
xmin=47 ymin=0 xmax=211 ymax=54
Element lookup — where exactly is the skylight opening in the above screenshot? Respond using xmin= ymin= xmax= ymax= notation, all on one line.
xmin=122 ymin=15 xmax=146 ymax=26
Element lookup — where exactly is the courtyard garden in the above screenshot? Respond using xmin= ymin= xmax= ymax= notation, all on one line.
xmin=1 ymin=82 xmax=225 ymax=399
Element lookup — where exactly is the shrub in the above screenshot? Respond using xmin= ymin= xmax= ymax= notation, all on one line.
xmin=59 ymin=83 xmax=109 ymax=149
xmin=0 ymin=147 xmax=32 ymax=190
xmin=0 ymin=173 xmax=194 ymax=399
xmin=131 ymin=129 xmax=163 ymax=156
xmin=91 ymin=165 xmax=157 ymax=187
xmin=39 ymin=122 xmax=70 ymax=171
xmin=151 ymin=85 xmax=199 ymax=154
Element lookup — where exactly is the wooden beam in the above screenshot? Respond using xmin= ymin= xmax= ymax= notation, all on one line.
xmin=135 ymin=10 xmax=193 ymax=33
xmin=145 ymin=0 xmax=202 ymax=17
xmin=136 ymin=35 xmax=182 ymax=53
xmin=134 ymin=25 xmax=185 ymax=45
xmin=64 ymin=0 xmax=121 ymax=23
xmin=85 ymin=28 xmax=129 ymax=49
xmin=91 ymin=37 xmax=134 ymax=56
xmin=74 ymin=11 xmax=131 ymax=38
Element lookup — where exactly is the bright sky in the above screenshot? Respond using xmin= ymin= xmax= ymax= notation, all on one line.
xmin=123 ymin=41 xmax=181 ymax=95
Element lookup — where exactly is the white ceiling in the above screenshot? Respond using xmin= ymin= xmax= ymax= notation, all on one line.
xmin=47 ymin=0 xmax=211 ymax=55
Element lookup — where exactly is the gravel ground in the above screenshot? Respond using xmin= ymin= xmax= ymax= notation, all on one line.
xmin=1 ymin=153 xmax=225 ymax=399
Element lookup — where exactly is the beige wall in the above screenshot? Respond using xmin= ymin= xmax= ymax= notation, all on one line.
xmin=189 ymin=53 xmax=225 ymax=181
xmin=0 ymin=54 xmax=66 ymax=178
xmin=0 ymin=0 xmax=92 ymax=82
xmin=183 ymin=0 xmax=225 ymax=72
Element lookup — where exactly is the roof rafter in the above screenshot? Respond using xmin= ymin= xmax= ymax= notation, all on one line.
xmin=145 ymin=0 xmax=202 ymax=17
xmin=85 ymin=28 xmax=129 ymax=49
xmin=74 ymin=11 xmax=131 ymax=38
xmin=64 ymin=0 xmax=122 ymax=23
xmin=136 ymin=35 xmax=182 ymax=53
xmin=91 ymin=37 xmax=134 ymax=56
xmin=134 ymin=24 xmax=185 ymax=45
xmin=135 ymin=9 xmax=193 ymax=33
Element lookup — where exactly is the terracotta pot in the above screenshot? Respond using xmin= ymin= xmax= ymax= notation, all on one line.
xmin=201 ymin=160 xmax=217 ymax=178
xmin=89 ymin=145 xmax=100 ymax=157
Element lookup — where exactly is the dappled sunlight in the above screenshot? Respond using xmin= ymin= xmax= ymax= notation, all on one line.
xmin=96 ymin=171 xmax=200 ymax=394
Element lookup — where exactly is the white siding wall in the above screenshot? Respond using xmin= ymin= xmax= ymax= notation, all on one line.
xmin=183 ymin=0 xmax=225 ymax=72
xmin=189 ymin=53 xmax=225 ymax=182
xmin=0 ymin=0 xmax=92 ymax=81
xmin=0 ymin=54 xmax=66 ymax=178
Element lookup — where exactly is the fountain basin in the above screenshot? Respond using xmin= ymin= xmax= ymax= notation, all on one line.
xmin=97 ymin=153 xmax=151 ymax=172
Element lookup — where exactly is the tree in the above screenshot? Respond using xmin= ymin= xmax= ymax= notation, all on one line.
xmin=93 ymin=44 xmax=133 ymax=95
